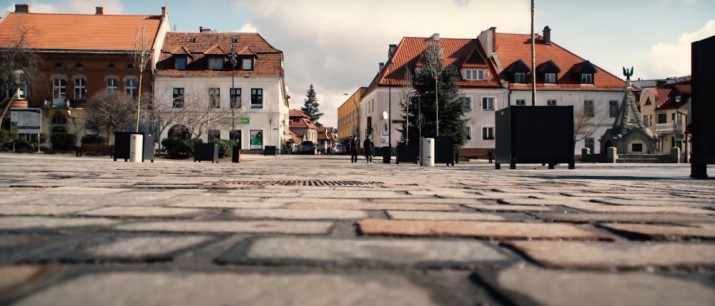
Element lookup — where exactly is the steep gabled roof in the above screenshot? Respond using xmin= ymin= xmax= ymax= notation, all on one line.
xmin=0 ymin=11 xmax=162 ymax=51
xmin=494 ymin=33 xmax=625 ymax=89
xmin=289 ymin=109 xmax=309 ymax=119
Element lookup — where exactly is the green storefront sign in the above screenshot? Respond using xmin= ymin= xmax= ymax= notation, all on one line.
xmin=239 ymin=117 xmax=250 ymax=125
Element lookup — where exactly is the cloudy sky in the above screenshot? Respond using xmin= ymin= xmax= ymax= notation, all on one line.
xmin=3 ymin=0 xmax=714 ymax=127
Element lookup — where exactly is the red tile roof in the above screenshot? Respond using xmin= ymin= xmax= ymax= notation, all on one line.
xmin=289 ymin=109 xmax=309 ymax=118
xmin=0 ymin=12 xmax=162 ymax=51
xmin=494 ymin=33 xmax=625 ymax=89
xmin=370 ymin=37 xmax=502 ymax=93
xmin=156 ymin=32 xmax=283 ymax=78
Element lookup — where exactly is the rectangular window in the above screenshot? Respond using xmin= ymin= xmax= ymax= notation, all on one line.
xmin=544 ymin=73 xmax=556 ymax=84
xmin=482 ymin=97 xmax=495 ymax=111
xmin=242 ymin=58 xmax=253 ymax=70
xmin=632 ymin=143 xmax=643 ymax=152
xmin=250 ymin=130 xmax=263 ymax=150
xmin=208 ymin=129 xmax=221 ymax=141
xmin=584 ymin=100 xmax=594 ymax=117
xmin=658 ymin=113 xmax=667 ymax=124
xmin=547 ymin=99 xmax=557 ymax=106
xmin=208 ymin=57 xmax=224 ymax=70
xmin=482 ymin=126 xmax=495 ymax=140
xmin=514 ymin=72 xmax=526 ymax=84
xmin=609 ymin=100 xmax=619 ymax=117
xmin=462 ymin=96 xmax=472 ymax=111
xmin=465 ymin=126 xmax=472 ymax=140
xmin=585 ymin=138 xmax=595 ymax=153
xmin=74 ymin=78 xmax=86 ymax=100
xmin=175 ymin=56 xmax=187 ymax=70
xmin=581 ymin=73 xmax=593 ymax=84
xmin=251 ymin=88 xmax=263 ymax=109
xmin=209 ymin=88 xmax=220 ymax=108
xmin=106 ymin=78 xmax=118 ymax=92
xmin=230 ymin=88 xmax=241 ymax=108
xmin=465 ymin=69 xmax=487 ymax=81
xmin=643 ymin=115 xmax=652 ymax=127
xmin=515 ymin=99 xmax=526 ymax=106
xmin=125 ymin=79 xmax=137 ymax=98
xmin=52 ymin=78 xmax=66 ymax=100
xmin=173 ymin=88 xmax=184 ymax=108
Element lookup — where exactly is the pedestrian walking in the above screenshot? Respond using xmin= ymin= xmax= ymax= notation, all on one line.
xmin=363 ymin=138 xmax=373 ymax=163
xmin=350 ymin=137 xmax=358 ymax=163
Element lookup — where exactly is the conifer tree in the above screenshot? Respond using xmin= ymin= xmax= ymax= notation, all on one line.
xmin=301 ymin=84 xmax=323 ymax=126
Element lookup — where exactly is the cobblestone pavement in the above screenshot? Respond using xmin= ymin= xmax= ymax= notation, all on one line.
xmin=0 ymin=153 xmax=714 ymax=306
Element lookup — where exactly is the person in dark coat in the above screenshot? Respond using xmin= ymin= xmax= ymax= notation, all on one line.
xmin=350 ymin=137 xmax=358 ymax=163
xmin=363 ymin=138 xmax=373 ymax=163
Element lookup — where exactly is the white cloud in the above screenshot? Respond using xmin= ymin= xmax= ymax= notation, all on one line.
xmin=640 ymin=20 xmax=715 ymax=79
xmin=235 ymin=23 xmax=258 ymax=33
xmin=64 ymin=0 xmax=123 ymax=14
xmin=232 ymin=0 xmax=529 ymax=127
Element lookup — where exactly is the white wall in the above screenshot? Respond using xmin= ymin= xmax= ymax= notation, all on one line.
xmin=154 ymin=75 xmax=288 ymax=150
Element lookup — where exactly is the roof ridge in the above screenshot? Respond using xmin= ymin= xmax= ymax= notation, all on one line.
xmin=9 ymin=12 xmax=159 ymax=17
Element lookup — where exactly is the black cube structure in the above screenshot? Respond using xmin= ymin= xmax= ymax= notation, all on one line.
xmin=396 ymin=143 xmax=419 ymax=164
xmin=495 ymin=106 xmax=575 ymax=169
xmin=435 ymin=136 xmax=455 ymax=166
xmin=114 ymin=132 xmax=143 ymax=162
xmin=691 ymin=35 xmax=715 ymax=179
xmin=194 ymin=143 xmax=218 ymax=163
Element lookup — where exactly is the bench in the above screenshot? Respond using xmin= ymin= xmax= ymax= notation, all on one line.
xmin=458 ymin=148 xmax=493 ymax=163
xmin=77 ymin=144 xmax=114 ymax=156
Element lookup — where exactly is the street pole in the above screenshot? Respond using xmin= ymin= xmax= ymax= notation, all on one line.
xmin=435 ymin=75 xmax=439 ymax=136
xmin=230 ymin=42 xmax=237 ymax=143
xmin=388 ymin=85 xmax=392 ymax=162
xmin=530 ymin=0 xmax=536 ymax=106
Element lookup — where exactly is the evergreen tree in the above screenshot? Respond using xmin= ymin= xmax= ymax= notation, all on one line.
xmin=301 ymin=84 xmax=323 ymax=126
xmin=399 ymin=42 xmax=467 ymax=146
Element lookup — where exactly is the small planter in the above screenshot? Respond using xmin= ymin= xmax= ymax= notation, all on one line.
xmin=194 ymin=143 xmax=219 ymax=163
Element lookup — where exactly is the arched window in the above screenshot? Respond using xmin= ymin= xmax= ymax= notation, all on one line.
xmin=52 ymin=113 xmax=67 ymax=125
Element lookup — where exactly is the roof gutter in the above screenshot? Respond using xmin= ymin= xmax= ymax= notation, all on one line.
xmin=29 ymin=49 xmax=137 ymax=55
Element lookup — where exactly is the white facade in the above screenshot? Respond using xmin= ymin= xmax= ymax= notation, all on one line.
xmin=154 ymin=75 xmax=289 ymax=150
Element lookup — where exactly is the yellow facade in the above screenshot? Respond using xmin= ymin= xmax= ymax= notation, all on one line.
xmin=337 ymin=87 xmax=366 ymax=140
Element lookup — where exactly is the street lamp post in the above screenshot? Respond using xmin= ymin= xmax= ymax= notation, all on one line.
xmin=230 ymin=41 xmax=238 ymax=143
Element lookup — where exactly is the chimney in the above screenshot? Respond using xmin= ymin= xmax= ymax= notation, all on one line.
xmin=199 ymin=26 xmax=213 ymax=33
xmin=477 ymin=27 xmax=497 ymax=56
xmin=430 ymin=33 xmax=440 ymax=41
xmin=15 ymin=4 xmax=29 ymax=13
xmin=379 ymin=62 xmax=385 ymax=71
xmin=543 ymin=26 xmax=551 ymax=44
xmin=388 ymin=44 xmax=397 ymax=58
xmin=161 ymin=6 xmax=167 ymax=17
xmin=95 ymin=7 xmax=103 ymax=15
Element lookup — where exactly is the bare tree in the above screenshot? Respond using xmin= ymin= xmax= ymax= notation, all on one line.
xmin=0 ymin=26 xmax=40 ymax=127
xmin=86 ymin=91 xmax=142 ymax=141
xmin=573 ymin=105 xmax=603 ymax=146
xmin=397 ymin=69 xmax=414 ymax=144
xmin=155 ymin=89 xmax=239 ymax=140
xmin=132 ymin=22 xmax=151 ymax=132
xmin=422 ymin=36 xmax=445 ymax=136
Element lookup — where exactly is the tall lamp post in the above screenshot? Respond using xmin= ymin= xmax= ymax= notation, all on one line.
xmin=387 ymin=74 xmax=392 ymax=163
xmin=229 ymin=41 xmax=238 ymax=142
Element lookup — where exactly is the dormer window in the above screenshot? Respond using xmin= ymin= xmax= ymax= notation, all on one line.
xmin=581 ymin=73 xmax=593 ymax=84
xmin=544 ymin=73 xmax=557 ymax=84
xmin=464 ymin=69 xmax=487 ymax=81
xmin=189 ymin=37 xmax=197 ymax=43
xmin=675 ymin=95 xmax=681 ymax=103
xmin=208 ymin=57 xmax=224 ymax=70
xmin=241 ymin=57 xmax=254 ymax=70
xmin=514 ymin=72 xmax=526 ymax=84
xmin=175 ymin=56 xmax=187 ymax=70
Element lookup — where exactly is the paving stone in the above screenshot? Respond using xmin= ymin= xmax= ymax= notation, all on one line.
xmin=386 ymin=211 xmax=505 ymax=221
xmin=241 ymin=237 xmax=510 ymax=266
xmin=0 ymin=205 xmax=96 ymax=216
xmin=233 ymin=209 xmax=368 ymax=220
xmin=508 ymin=241 xmax=715 ymax=269
xmin=358 ymin=219 xmax=608 ymax=240
xmin=289 ymin=202 xmax=457 ymax=211
xmin=86 ymin=236 xmax=211 ymax=258
xmin=498 ymin=198 xmax=591 ymax=206
xmin=13 ymin=272 xmax=437 ymax=306
xmin=531 ymin=212 xmax=715 ymax=223
xmin=495 ymin=266 xmax=715 ymax=306
xmin=463 ymin=204 xmax=553 ymax=212
xmin=0 ymin=265 xmax=44 ymax=293
xmin=116 ymin=221 xmax=333 ymax=234
xmin=169 ymin=200 xmax=284 ymax=209
xmin=603 ymin=223 xmax=715 ymax=239
xmin=0 ymin=217 xmax=117 ymax=230
xmin=594 ymin=198 xmax=713 ymax=207
xmin=564 ymin=202 xmax=713 ymax=214
xmin=79 ymin=207 xmax=206 ymax=218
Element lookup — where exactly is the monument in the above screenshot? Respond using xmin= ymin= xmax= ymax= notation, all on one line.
xmin=599 ymin=67 xmax=657 ymax=155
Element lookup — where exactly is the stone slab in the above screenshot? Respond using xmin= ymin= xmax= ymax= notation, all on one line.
xmin=497 ymin=198 xmax=591 ymax=206
xmin=233 ymin=209 xmax=368 ymax=220
xmin=0 ymin=205 xmax=96 ymax=216
xmin=386 ymin=211 xmax=505 ymax=221
xmin=0 ymin=217 xmax=117 ymax=230
xmin=602 ymin=223 xmax=715 ymax=238
xmin=0 ymin=265 xmax=44 ymax=293
xmin=116 ymin=221 xmax=333 ymax=234
xmin=594 ymin=198 xmax=713 ymax=207
xmin=531 ymin=212 xmax=715 ymax=223
xmin=238 ymin=237 xmax=509 ymax=266
xmin=495 ymin=266 xmax=715 ymax=306
xmin=358 ymin=219 xmax=608 ymax=240
xmin=169 ymin=201 xmax=284 ymax=209
xmin=86 ymin=236 xmax=211 ymax=258
xmin=508 ymin=241 xmax=715 ymax=269
xmin=13 ymin=272 xmax=437 ymax=306
xmin=463 ymin=204 xmax=552 ymax=212
xmin=289 ymin=203 xmax=457 ymax=211
xmin=565 ymin=202 xmax=713 ymax=215
xmin=79 ymin=207 xmax=206 ymax=218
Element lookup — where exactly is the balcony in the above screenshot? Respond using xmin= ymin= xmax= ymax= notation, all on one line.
xmin=43 ymin=98 xmax=71 ymax=108
xmin=655 ymin=122 xmax=684 ymax=135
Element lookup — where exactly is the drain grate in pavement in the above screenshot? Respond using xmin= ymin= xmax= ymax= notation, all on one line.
xmin=211 ymin=180 xmax=382 ymax=188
